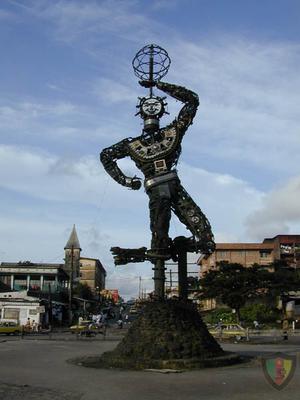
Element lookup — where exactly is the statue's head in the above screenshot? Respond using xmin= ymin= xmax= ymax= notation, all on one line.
xmin=137 ymin=95 xmax=166 ymax=133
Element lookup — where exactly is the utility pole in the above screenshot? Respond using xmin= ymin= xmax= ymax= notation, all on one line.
xmin=138 ymin=276 xmax=142 ymax=299
xmin=48 ymin=283 xmax=53 ymax=328
xmin=68 ymin=244 xmax=74 ymax=324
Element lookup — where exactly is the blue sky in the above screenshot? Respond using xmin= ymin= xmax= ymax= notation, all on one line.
xmin=1 ymin=0 xmax=300 ymax=298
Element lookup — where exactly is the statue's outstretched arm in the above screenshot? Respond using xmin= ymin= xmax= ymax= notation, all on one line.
xmin=156 ymin=81 xmax=199 ymax=134
xmin=100 ymin=139 xmax=141 ymax=190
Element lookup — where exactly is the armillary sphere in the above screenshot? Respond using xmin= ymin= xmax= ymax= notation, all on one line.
xmin=132 ymin=44 xmax=171 ymax=83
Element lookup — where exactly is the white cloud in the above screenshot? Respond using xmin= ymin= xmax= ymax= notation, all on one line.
xmin=0 ymin=144 xmax=264 ymax=263
xmin=246 ymin=175 xmax=300 ymax=240
xmin=151 ymin=0 xmax=179 ymax=10
xmin=0 ymin=100 xmax=79 ymax=130
xmin=175 ymin=162 xmax=263 ymax=242
xmin=19 ymin=0 xmax=162 ymax=46
xmin=92 ymin=78 xmax=137 ymax=104
xmin=167 ymin=38 xmax=300 ymax=178
xmin=0 ymin=144 xmax=145 ymax=210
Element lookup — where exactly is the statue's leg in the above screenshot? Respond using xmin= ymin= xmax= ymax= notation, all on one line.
xmin=171 ymin=182 xmax=215 ymax=255
xmin=148 ymin=183 xmax=172 ymax=257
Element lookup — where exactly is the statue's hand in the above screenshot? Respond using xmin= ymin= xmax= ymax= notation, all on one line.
xmin=131 ymin=176 xmax=142 ymax=190
xmin=139 ymin=80 xmax=156 ymax=88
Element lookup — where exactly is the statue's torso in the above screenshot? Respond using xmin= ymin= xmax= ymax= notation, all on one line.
xmin=127 ymin=125 xmax=182 ymax=178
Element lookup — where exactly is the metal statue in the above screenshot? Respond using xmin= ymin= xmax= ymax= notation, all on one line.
xmin=100 ymin=44 xmax=215 ymax=264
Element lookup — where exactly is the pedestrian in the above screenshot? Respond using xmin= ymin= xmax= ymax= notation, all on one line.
xmin=95 ymin=313 xmax=102 ymax=327
xmin=117 ymin=317 xmax=123 ymax=329
xmin=32 ymin=320 xmax=38 ymax=332
xmin=283 ymin=330 xmax=288 ymax=340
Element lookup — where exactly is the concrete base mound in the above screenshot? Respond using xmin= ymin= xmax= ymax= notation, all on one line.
xmin=73 ymin=300 xmax=241 ymax=370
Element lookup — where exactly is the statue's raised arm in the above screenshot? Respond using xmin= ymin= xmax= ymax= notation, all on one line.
xmin=156 ymin=81 xmax=199 ymax=136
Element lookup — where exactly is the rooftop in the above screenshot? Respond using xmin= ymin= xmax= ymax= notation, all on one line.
xmin=64 ymin=224 xmax=81 ymax=250
xmin=215 ymin=243 xmax=274 ymax=250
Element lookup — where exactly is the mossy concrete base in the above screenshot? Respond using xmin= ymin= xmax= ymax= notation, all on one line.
xmin=69 ymin=300 xmax=242 ymax=370
xmin=70 ymin=351 xmax=242 ymax=370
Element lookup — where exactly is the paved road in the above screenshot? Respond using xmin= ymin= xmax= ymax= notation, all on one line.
xmin=0 ymin=336 xmax=300 ymax=400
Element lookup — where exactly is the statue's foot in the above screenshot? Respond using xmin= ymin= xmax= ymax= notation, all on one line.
xmin=172 ymin=236 xmax=215 ymax=255
xmin=194 ymin=240 xmax=215 ymax=255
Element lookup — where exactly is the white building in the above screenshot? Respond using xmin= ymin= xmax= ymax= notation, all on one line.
xmin=0 ymin=291 xmax=45 ymax=325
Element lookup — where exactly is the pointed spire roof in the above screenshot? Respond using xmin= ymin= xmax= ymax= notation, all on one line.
xmin=64 ymin=225 xmax=81 ymax=250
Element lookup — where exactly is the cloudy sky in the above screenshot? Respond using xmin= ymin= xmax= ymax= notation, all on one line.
xmin=1 ymin=0 xmax=300 ymax=299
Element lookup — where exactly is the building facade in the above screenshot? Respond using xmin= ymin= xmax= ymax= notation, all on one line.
xmin=198 ymin=234 xmax=300 ymax=311
xmin=80 ymin=257 xmax=106 ymax=293
xmin=0 ymin=290 xmax=46 ymax=325
xmin=199 ymin=234 xmax=300 ymax=277
xmin=0 ymin=262 xmax=69 ymax=292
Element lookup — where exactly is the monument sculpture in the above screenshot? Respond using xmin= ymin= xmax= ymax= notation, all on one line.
xmin=92 ymin=44 xmax=239 ymax=370
xmin=100 ymin=44 xmax=215 ymax=299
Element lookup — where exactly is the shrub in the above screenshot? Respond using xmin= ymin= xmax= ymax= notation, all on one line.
xmin=203 ymin=308 xmax=236 ymax=324
xmin=240 ymin=303 xmax=280 ymax=324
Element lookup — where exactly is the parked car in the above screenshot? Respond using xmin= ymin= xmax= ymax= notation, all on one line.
xmin=0 ymin=321 xmax=21 ymax=335
xmin=208 ymin=323 xmax=247 ymax=341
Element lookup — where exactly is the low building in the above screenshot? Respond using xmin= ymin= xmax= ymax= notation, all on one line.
xmin=0 ymin=290 xmax=44 ymax=325
xmin=199 ymin=242 xmax=275 ymax=277
xmin=198 ymin=234 xmax=300 ymax=311
xmin=199 ymin=234 xmax=300 ymax=278
xmin=0 ymin=261 xmax=69 ymax=292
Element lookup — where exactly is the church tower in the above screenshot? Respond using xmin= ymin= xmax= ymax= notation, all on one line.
xmin=64 ymin=224 xmax=81 ymax=282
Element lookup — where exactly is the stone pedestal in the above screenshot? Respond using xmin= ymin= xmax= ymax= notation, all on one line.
xmin=97 ymin=300 xmax=237 ymax=370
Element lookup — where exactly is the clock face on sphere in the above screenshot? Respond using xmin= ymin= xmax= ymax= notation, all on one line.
xmin=140 ymin=97 xmax=164 ymax=117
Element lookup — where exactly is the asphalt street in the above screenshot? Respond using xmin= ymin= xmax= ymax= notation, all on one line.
xmin=0 ymin=335 xmax=300 ymax=400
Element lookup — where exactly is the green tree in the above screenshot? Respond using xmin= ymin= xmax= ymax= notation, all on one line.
xmin=240 ymin=304 xmax=280 ymax=325
xmin=203 ymin=308 xmax=236 ymax=325
xmin=265 ymin=261 xmax=300 ymax=317
xmin=200 ymin=262 xmax=272 ymax=322
xmin=268 ymin=261 xmax=300 ymax=299
xmin=187 ymin=276 xmax=201 ymax=291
